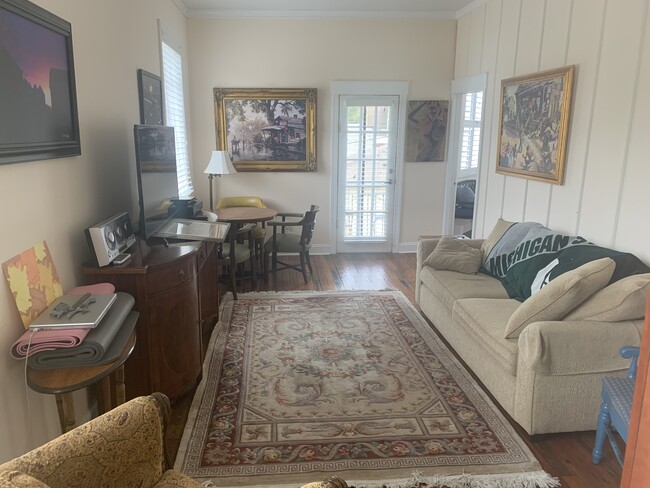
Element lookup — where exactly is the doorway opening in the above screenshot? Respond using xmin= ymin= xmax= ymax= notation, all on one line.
xmin=443 ymin=74 xmax=487 ymax=238
xmin=330 ymin=82 xmax=408 ymax=253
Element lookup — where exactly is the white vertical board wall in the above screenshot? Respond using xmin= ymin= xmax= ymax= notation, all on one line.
xmin=456 ymin=0 xmax=650 ymax=264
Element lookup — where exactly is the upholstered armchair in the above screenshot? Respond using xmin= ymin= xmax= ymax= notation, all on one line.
xmin=0 ymin=394 xmax=201 ymax=488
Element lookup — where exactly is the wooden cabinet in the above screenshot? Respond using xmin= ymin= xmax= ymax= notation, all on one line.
xmin=83 ymin=238 xmax=219 ymax=401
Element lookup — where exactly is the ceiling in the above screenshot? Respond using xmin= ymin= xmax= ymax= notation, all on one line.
xmin=174 ymin=0 xmax=480 ymax=19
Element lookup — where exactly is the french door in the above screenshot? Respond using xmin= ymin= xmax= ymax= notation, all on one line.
xmin=336 ymin=96 xmax=399 ymax=253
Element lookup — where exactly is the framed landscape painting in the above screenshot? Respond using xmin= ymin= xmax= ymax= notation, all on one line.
xmin=214 ymin=88 xmax=317 ymax=172
xmin=0 ymin=0 xmax=81 ymax=165
xmin=496 ymin=65 xmax=574 ymax=184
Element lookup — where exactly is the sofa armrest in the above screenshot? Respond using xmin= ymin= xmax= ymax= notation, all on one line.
xmin=416 ymin=238 xmax=440 ymax=303
xmin=518 ymin=319 xmax=643 ymax=376
xmin=0 ymin=394 xmax=170 ymax=488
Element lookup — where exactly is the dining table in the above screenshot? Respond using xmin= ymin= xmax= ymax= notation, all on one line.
xmin=214 ymin=206 xmax=279 ymax=283
xmin=214 ymin=206 xmax=278 ymax=225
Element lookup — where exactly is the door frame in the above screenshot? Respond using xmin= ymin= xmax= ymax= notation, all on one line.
xmin=330 ymin=81 xmax=409 ymax=253
xmin=442 ymin=73 xmax=487 ymax=236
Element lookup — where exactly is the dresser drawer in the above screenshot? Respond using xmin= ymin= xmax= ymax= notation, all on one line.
xmin=146 ymin=254 xmax=198 ymax=295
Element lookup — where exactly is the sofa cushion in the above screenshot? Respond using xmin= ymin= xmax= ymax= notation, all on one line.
xmin=480 ymin=218 xmax=515 ymax=261
xmin=419 ymin=267 xmax=510 ymax=312
xmin=504 ymin=258 xmax=616 ymax=339
xmin=423 ymin=236 xmax=482 ymax=274
xmin=453 ymin=298 xmax=521 ymax=375
xmin=564 ymin=273 xmax=650 ymax=321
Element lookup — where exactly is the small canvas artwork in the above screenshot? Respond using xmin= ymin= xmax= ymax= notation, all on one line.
xmin=405 ymin=100 xmax=449 ymax=162
xmin=2 ymin=241 xmax=63 ymax=329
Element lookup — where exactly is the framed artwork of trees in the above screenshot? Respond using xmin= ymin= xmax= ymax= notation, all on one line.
xmin=213 ymin=88 xmax=317 ymax=172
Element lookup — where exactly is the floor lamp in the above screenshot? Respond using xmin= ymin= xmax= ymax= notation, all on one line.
xmin=204 ymin=151 xmax=237 ymax=210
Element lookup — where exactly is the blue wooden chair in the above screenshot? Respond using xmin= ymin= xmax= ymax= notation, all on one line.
xmin=592 ymin=346 xmax=640 ymax=466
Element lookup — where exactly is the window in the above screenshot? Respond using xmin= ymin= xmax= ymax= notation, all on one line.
xmin=459 ymin=91 xmax=483 ymax=174
xmin=161 ymin=41 xmax=193 ymax=198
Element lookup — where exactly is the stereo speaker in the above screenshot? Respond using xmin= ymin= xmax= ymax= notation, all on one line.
xmin=85 ymin=212 xmax=136 ymax=267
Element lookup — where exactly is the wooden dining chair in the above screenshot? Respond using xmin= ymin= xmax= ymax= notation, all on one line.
xmin=264 ymin=205 xmax=319 ymax=284
xmin=217 ymin=223 xmax=256 ymax=300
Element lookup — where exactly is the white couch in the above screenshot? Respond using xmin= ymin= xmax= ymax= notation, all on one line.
xmin=415 ymin=231 xmax=647 ymax=435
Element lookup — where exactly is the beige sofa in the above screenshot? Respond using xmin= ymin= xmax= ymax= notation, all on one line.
xmin=415 ymin=235 xmax=646 ymax=435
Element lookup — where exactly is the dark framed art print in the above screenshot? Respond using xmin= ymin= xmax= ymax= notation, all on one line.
xmin=137 ymin=69 xmax=164 ymax=126
xmin=0 ymin=0 xmax=81 ymax=164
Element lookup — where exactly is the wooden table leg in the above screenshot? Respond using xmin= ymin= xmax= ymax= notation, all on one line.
xmin=55 ymin=392 xmax=76 ymax=433
xmin=97 ymin=376 xmax=113 ymax=414
xmin=115 ymin=364 xmax=126 ymax=406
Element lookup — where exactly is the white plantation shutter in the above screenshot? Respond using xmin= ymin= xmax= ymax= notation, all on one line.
xmin=161 ymin=41 xmax=194 ymax=198
xmin=459 ymin=91 xmax=482 ymax=172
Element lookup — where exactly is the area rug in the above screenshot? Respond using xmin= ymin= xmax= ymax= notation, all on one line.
xmin=175 ymin=291 xmax=558 ymax=488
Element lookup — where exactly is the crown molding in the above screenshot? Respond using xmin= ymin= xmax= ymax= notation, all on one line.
xmin=184 ymin=9 xmax=458 ymax=19
xmin=172 ymin=0 xmax=189 ymax=17
xmin=455 ymin=0 xmax=489 ymax=19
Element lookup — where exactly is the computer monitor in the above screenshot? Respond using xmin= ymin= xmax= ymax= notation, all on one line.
xmin=133 ymin=124 xmax=178 ymax=240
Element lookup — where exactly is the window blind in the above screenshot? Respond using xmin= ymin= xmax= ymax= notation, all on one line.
xmin=459 ymin=91 xmax=483 ymax=171
xmin=162 ymin=41 xmax=194 ymax=198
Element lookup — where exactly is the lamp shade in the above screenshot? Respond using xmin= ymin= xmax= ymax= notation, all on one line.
xmin=204 ymin=151 xmax=236 ymax=175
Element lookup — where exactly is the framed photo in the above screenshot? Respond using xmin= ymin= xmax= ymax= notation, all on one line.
xmin=405 ymin=100 xmax=449 ymax=162
xmin=214 ymin=88 xmax=317 ymax=172
xmin=496 ymin=65 xmax=575 ymax=184
xmin=137 ymin=69 xmax=164 ymax=126
xmin=0 ymin=0 xmax=81 ymax=165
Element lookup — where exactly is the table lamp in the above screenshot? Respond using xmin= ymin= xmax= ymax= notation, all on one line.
xmin=204 ymin=151 xmax=237 ymax=209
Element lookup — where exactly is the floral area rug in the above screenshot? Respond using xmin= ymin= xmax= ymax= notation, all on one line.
xmin=175 ymin=291 xmax=558 ymax=488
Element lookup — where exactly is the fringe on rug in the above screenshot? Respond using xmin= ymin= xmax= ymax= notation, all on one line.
xmin=348 ymin=470 xmax=560 ymax=488
xmin=201 ymin=470 xmax=560 ymax=488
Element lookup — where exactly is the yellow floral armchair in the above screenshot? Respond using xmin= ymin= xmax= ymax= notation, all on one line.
xmin=0 ymin=394 xmax=200 ymax=488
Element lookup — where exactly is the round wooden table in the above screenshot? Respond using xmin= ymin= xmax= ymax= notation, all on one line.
xmin=215 ymin=207 xmax=278 ymax=285
xmin=27 ymin=330 xmax=136 ymax=433
xmin=214 ymin=206 xmax=278 ymax=224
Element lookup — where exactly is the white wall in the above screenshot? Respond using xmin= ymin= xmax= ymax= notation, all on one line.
xmin=186 ymin=18 xmax=457 ymax=251
xmin=457 ymin=0 xmax=650 ymax=264
xmin=0 ymin=0 xmax=186 ymax=463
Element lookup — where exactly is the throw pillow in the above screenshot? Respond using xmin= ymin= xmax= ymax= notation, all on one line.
xmin=504 ymin=258 xmax=615 ymax=339
xmin=423 ymin=236 xmax=482 ymax=274
xmin=565 ymin=273 xmax=650 ymax=321
xmin=480 ymin=218 xmax=516 ymax=262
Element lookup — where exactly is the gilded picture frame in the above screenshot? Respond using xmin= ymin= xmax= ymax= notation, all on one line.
xmin=496 ymin=65 xmax=574 ymax=184
xmin=214 ymin=88 xmax=317 ymax=172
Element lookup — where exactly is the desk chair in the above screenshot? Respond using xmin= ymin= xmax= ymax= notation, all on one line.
xmin=216 ymin=196 xmax=267 ymax=267
xmin=264 ymin=205 xmax=319 ymax=284
xmin=592 ymin=346 xmax=640 ymax=466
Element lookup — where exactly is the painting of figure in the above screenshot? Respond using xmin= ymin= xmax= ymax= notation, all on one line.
xmin=405 ymin=100 xmax=449 ymax=162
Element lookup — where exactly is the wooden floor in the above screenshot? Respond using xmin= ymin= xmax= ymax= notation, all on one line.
xmin=167 ymin=253 xmax=623 ymax=488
